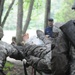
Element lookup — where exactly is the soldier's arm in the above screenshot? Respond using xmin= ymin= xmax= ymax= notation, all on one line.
xmin=0 ymin=42 xmax=25 ymax=75
xmin=8 ymin=45 xmax=24 ymax=60
xmin=26 ymin=56 xmax=51 ymax=74
xmin=0 ymin=47 xmax=7 ymax=75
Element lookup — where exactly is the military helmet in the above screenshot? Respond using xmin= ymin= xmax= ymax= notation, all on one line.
xmin=0 ymin=26 xmax=3 ymax=39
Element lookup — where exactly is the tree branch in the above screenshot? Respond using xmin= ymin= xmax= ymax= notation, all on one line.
xmin=1 ymin=0 xmax=15 ymax=27
xmin=0 ymin=0 xmax=5 ymax=26
xmin=44 ymin=0 xmax=51 ymax=30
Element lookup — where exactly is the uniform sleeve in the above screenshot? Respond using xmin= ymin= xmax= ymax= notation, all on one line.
xmin=0 ymin=41 xmax=24 ymax=73
xmin=8 ymin=45 xmax=24 ymax=60
xmin=0 ymin=47 xmax=7 ymax=70
xmin=3 ymin=42 xmax=24 ymax=60
xmin=26 ymin=56 xmax=51 ymax=74
xmin=51 ymin=31 xmax=70 ymax=75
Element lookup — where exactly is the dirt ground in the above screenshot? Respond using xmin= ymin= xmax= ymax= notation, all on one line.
xmin=4 ymin=62 xmax=40 ymax=75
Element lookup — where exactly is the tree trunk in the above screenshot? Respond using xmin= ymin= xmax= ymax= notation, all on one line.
xmin=16 ymin=0 xmax=23 ymax=44
xmin=44 ymin=0 xmax=51 ymax=31
xmin=0 ymin=0 xmax=5 ymax=26
xmin=23 ymin=0 xmax=35 ymax=34
xmin=1 ymin=0 xmax=15 ymax=27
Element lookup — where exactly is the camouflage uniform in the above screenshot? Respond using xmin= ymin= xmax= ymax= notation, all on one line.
xmin=51 ymin=20 xmax=75 ymax=75
xmin=0 ymin=26 xmax=24 ymax=75
xmin=0 ymin=40 xmax=25 ymax=75
xmin=51 ymin=31 xmax=69 ymax=75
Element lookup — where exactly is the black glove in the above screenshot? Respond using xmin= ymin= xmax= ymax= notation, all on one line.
xmin=10 ymin=45 xmax=25 ymax=60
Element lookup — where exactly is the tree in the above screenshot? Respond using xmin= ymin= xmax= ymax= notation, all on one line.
xmin=0 ymin=0 xmax=15 ymax=27
xmin=16 ymin=0 xmax=23 ymax=43
xmin=16 ymin=0 xmax=35 ymax=43
xmin=0 ymin=0 xmax=5 ymax=26
xmin=23 ymin=0 xmax=35 ymax=34
xmin=55 ymin=0 xmax=75 ymax=22
xmin=44 ymin=0 xmax=51 ymax=30
xmin=2 ymin=0 xmax=15 ymax=27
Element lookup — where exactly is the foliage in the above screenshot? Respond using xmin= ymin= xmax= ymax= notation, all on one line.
xmin=51 ymin=0 xmax=63 ymax=18
xmin=4 ymin=0 xmax=62 ymax=30
xmin=55 ymin=0 xmax=75 ymax=22
xmin=3 ymin=61 xmax=14 ymax=75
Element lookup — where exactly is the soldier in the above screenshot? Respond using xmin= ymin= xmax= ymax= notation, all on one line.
xmin=0 ymin=26 xmax=24 ymax=75
xmin=23 ymin=21 xmax=75 ymax=75
xmin=51 ymin=19 xmax=75 ymax=75
xmin=51 ymin=3 xmax=75 ymax=75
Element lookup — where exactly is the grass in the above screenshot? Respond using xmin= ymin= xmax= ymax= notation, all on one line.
xmin=3 ymin=61 xmax=14 ymax=75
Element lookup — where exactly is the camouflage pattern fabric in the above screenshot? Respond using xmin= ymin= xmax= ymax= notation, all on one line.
xmin=0 ymin=41 xmax=24 ymax=70
xmin=51 ymin=31 xmax=69 ymax=75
